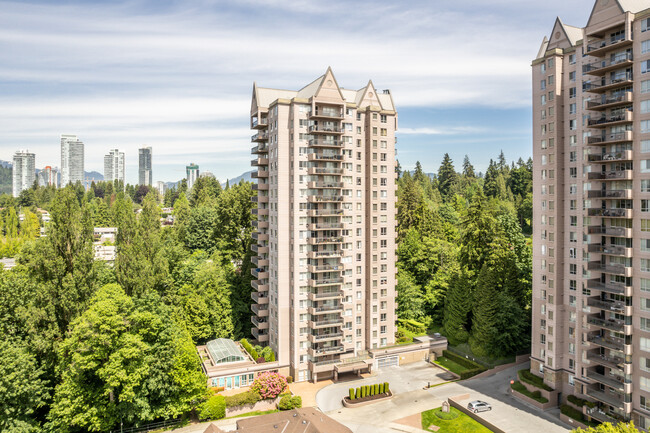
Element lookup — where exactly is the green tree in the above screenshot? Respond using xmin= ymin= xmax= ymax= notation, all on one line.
xmin=396 ymin=268 xmax=424 ymax=320
xmin=437 ymin=153 xmax=458 ymax=198
xmin=443 ymin=267 xmax=472 ymax=345
xmin=462 ymin=155 xmax=475 ymax=178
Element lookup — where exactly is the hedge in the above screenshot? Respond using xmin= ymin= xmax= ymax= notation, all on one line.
xmin=442 ymin=350 xmax=487 ymax=379
xmin=240 ymin=338 xmax=259 ymax=360
xmin=560 ymin=404 xmax=598 ymax=427
xmin=511 ymin=381 xmax=548 ymax=403
xmin=224 ymin=390 xmax=261 ymax=408
xmin=349 ymin=382 xmax=389 ymax=400
xmin=349 ymin=388 xmax=355 ymax=400
xmin=199 ymin=395 xmax=226 ymax=421
xmin=567 ymin=395 xmax=597 ymax=409
xmin=518 ymin=369 xmax=553 ymax=391
xmin=278 ymin=395 xmax=302 ymax=410
xmin=398 ymin=319 xmax=426 ymax=334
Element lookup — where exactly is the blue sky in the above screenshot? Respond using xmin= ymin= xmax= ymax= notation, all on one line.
xmin=0 ymin=0 xmax=597 ymax=183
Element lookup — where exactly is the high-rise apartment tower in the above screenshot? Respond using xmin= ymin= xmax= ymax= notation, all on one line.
xmin=532 ymin=0 xmax=650 ymax=426
xmin=139 ymin=146 xmax=152 ymax=186
xmin=249 ymin=68 xmax=398 ymax=382
xmin=60 ymin=134 xmax=84 ymax=186
xmin=104 ymin=149 xmax=125 ymax=184
xmin=12 ymin=150 xmax=35 ymax=197
xmin=186 ymin=163 xmax=199 ymax=190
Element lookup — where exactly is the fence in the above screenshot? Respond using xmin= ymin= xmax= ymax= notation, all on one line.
xmin=109 ymin=418 xmax=185 ymax=433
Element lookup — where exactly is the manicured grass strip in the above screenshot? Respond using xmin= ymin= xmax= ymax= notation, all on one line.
xmin=421 ymin=406 xmax=493 ymax=433
xmin=510 ymin=381 xmax=548 ymax=403
xmin=224 ymin=409 xmax=279 ymax=419
xmin=434 ymin=356 xmax=470 ymax=376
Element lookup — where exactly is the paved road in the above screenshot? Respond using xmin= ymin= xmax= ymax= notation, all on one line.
xmin=324 ymin=362 xmax=571 ymax=433
xmin=316 ymin=361 xmax=453 ymax=412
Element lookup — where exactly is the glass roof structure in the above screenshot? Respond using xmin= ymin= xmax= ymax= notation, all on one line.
xmin=206 ymin=338 xmax=247 ymax=365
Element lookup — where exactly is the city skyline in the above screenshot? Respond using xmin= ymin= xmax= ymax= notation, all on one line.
xmin=0 ymin=0 xmax=600 ymax=184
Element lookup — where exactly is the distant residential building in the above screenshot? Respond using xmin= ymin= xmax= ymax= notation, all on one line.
xmin=139 ymin=146 xmax=152 ymax=186
xmin=38 ymin=166 xmax=59 ymax=188
xmin=200 ymin=171 xmax=215 ymax=179
xmin=12 ymin=150 xmax=35 ymax=197
xmin=60 ymin=134 xmax=84 ymax=186
xmin=103 ymin=149 xmax=125 ymax=184
xmin=186 ymin=163 xmax=199 ymax=190
xmin=93 ymin=227 xmax=117 ymax=262
xmin=155 ymin=180 xmax=166 ymax=196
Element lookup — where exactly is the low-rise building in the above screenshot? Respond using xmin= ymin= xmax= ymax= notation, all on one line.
xmin=203 ymin=408 xmax=352 ymax=433
xmin=93 ymin=227 xmax=117 ymax=262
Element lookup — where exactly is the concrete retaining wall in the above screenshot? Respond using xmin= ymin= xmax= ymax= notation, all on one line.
xmin=519 ymin=380 xmax=558 ymax=403
xmin=510 ymin=388 xmax=556 ymax=411
xmin=448 ymin=397 xmax=506 ymax=433
xmin=225 ymin=396 xmax=281 ymax=417
xmin=560 ymin=413 xmax=589 ymax=430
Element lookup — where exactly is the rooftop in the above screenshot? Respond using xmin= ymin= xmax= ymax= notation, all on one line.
xmin=203 ymin=408 xmax=352 ymax=433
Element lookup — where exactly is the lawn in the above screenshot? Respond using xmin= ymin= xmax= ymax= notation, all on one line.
xmin=421 ymin=407 xmax=493 ymax=433
xmin=433 ymin=356 xmax=471 ymax=376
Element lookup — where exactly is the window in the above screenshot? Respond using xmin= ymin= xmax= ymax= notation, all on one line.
xmin=569 ymin=54 xmax=576 ymax=64
xmin=643 ymin=180 xmax=650 ymax=192
xmin=643 ymin=220 xmax=650 ymax=232
xmin=644 ymin=60 xmax=650 ymax=74
xmin=569 ymin=103 xmax=576 ymax=114
xmin=643 ymin=160 xmax=650 ymax=172
xmin=569 ymin=87 xmax=576 ymax=98
xmin=644 ymin=80 xmax=650 ymax=94
xmin=642 ymin=317 xmax=650 ymax=331
xmin=643 ymin=258 xmax=650 ymax=272
xmin=548 ymin=75 xmax=554 ymax=85
xmin=569 ymin=119 xmax=577 ymax=130
xmin=569 ymin=71 xmax=576 ymax=82
xmin=643 ymin=239 xmax=650 ymax=252
xmin=643 ymin=121 xmax=650 ymax=134
xmin=643 ymin=18 xmax=650 ymax=32
xmin=541 ymin=63 xmax=546 ymax=74
xmin=642 ymin=377 xmax=650 ymax=392
xmin=644 ymin=40 xmax=650 ymax=54
xmin=541 ymin=94 xmax=546 ymax=105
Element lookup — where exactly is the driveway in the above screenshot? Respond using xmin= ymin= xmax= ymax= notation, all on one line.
xmin=324 ymin=362 xmax=571 ymax=433
xmin=316 ymin=361 xmax=453 ymax=412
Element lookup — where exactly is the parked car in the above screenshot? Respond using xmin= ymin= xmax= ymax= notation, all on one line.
xmin=467 ymin=400 xmax=492 ymax=413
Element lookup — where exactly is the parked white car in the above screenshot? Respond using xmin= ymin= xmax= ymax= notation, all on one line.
xmin=467 ymin=400 xmax=492 ymax=413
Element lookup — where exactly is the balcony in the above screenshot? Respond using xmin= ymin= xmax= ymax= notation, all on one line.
xmin=308 ymin=153 xmax=343 ymax=162
xmin=587 ymin=226 xmax=632 ymax=237
xmin=251 ymin=157 xmax=269 ymax=166
xmin=251 ymin=267 xmax=269 ymax=279
xmin=587 ymin=170 xmax=632 ymax=181
xmin=587 ymin=111 xmax=633 ymax=128
xmin=587 ymin=261 xmax=632 ymax=277
xmin=251 ymin=316 xmax=269 ymax=330
xmin=584 ymin=74 xmax=633 ymax=94
xmin=307 ymin=222 xmax=345 ymax=230
xmin=583 ymin=52 xmax=634 ymax=76
xmin=250 ymin=280 xmax=269 ymax=291
xmin=310 ymin=317 xmax=344 ymax=329
xmin=308 ymin=332 xmax=343 ymax=343
xmin=251 ymin=169 xmax=269 ymax=179
xmin=251 ymin=256 xmax=268 ymax=267
xmin=587 ymin=243 xmax=633 ymax=257
xmin=251 ymin=117 xmax=268 ymax=129
xmin=308 ymin=125 xmax=343 ymax=134
xmin=251 ymin=303 xmax=269 ymax=317
xmin=310 ymin=107 xmax=344 ymax=120
xmin=251 ymin=327 xmax=269 ymax=342
xmin=307 ymin=250 xmax=343 ymax=259
xmin=588 ymin=334 xmax=626 ymax=351
xmin=307 ymin=181 xmax=344 ymax=189
xmin=251 ymin=232 xmax=269 ymax=242
xmin=308 ymin=290 xmax=343 ymax=301
xmin=586 ymin=131 xmax=633 ymax=145
xmin=308 ymin=264 xmax=343 ymax=272
xmin=309 ymin=304 xmax=344 ymax=315
xmin=251 ymin=143 xmax=268 ymax=154
xmin=251 ymin=208 xmax=269 ymax=216
xmin=308 ymin=236 xmax=344 ymax=245
xmin=587 ymin=297 xmax=627 ymax=314
xmin=587 ymin=150 xmax=633 ymax=162
xmin=252 ymin=183 xmax=269 ymax=191
xmin=588 ymin=316 xmax=626 ymax=332
xmin=587 ymin=189 xmax=632 ymax=199
xmin=587 ymin=409 xmax=620 ymax=424
xmin=252 ymin=220 xmax=269 ymax=230
xmin=586 ymin=37 xmax=633 ymax=56
xmin=308 ymin=277 xmax=344 ymax=287
xmin=307 ymin=209 xmax=344 ymax=217
xmin=587 ymin=279 xmax=633 ymax=296
xmin=250 ymin=244 xmax=269 ymax=254
xmin=307 ymin=195 xmax=343 ymax=203
xmin=309 ymin=345 xmax=345 ymax=357
xmin=308 ymin=138 xmax=341 ymax=148
xmin=587 ymin=208 xmax=632 ymax=218
xmin=252 ymin=195 xmax=269 ymax=204
xmin=586 ymin=370 xmax=630 ymax=392
xmin=251 ymin=291 xmax=269 ymax=304
xmin=307 ymin=167 xmax=344 ymax=175
xmin=251 ymin=131 xmax=269 ymax=142
xmin=587 ymin=92 xmax=633 ymax=110
xmin=586 ymin=352 xmax=626 ymax=369
xmin=586 ymin=389 xmax=627 ymax=410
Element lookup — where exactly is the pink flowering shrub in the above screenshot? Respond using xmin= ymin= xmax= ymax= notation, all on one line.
xmin=250 ymin=372 xmax=288 ymax=399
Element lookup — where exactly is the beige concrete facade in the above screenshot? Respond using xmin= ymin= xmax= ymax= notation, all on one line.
xmin=250 ymin=68 xmax=398 ymax=383
xmin=532 ymin=0 xmax=650 ymax=428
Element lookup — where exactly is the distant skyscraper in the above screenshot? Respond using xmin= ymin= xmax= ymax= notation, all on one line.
xmin=60 ymin=134 xmax=84 ymax=186
xmin=139 ymin=147 xmax=152 ymax=186
xmin=155 ymin=180 xmax=166 ymax=196
xmin=186 ymin=163 xmax=199 ymax=190
xmin=38 ymin=166 xmax=59 ymax=188
xmin=104 ymin=149 xmax=125 ymax=184
xmin=12 ymin=150 xmax=35 ymax=197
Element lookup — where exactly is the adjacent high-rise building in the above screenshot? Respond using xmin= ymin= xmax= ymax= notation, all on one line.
xmin=103 ymin=149 xmax=125 ymax=184
xmin=139 ymin=146 xmax=152 ymax=186
xmin=38 ymin=166 xmax=59 ymax=188
xmin=532 ymin=1 xmax=650 ymax=426
xmin=249 ymin=68 xmax=398 ymax=382
xmin=60 ymin=134 xmax=84 ymax=186
xmin=186 ymin=163 xmax=199 ymax=190
xmin=12 ymin=150 xmax=35 ymax=197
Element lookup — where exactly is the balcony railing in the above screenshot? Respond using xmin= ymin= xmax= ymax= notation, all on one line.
xmin=309 ymin=277 xmax=344 ymax=286
xmin=586 ymin=389 xmax=627 ymax=409
xmin=587 ymin=92 xmax=633 ymax=110
xmin=586 ymin=131 xmax=633 ymax=145
xmin=308 ymin=139 xmax=341 ymax=147
xmin=586 ymin=352 xmax=625 ymax=368
xmin=587 ymin=226 xmax=632 ymax=237
xmin=251 ymin=117 xmax=268 ymax=128
xmin=587 ymin=111 xmax=633 ymax=127
xmin=588 ymin=334 xmax=626 ymax=351
xmin=587 ymin=208 xmax=632 ymax=218
xmin=588 ymin=261 xmax=632 ymax=276
xmin=587 ymin=297 xmax=626 ymax=313
xmin=588 ymin=243 xmax=632 ymax=257
xmin=308 ymin=236 xmax=344 ymax=244
xmin=586 ymin=279 xmax=632 ymax=296
xmin=251 ymin=131 xmax=269 ymax=142
xmin=583 ymin=52 xmax=633 ymax=75
xmin=587 ymin=170 xmax=632 ymax=180
xmin=586 ymin=36 xmax=633 ymax=56
xmin=308 ymin=195 xmax=343 ymax=202
xmin=586 ymin=370 xmax=629 ymax=391
xmin=587 ymin=408 xmax=620 ymax=424
xmin=312 ymin=332 xmax=343 ymax=341
xmin=308 ymin=222 xmax=344 ymax=230
xmin=310 ymin=108 xmax=344 ymax=119
xmin=588 ymin=316 xmax=625 ymax=332
xmin=587 ymin=150 xmax=633 ymax=162
xmin=308 ymin=125 xmax=343 ymax=133
xmin=583 ymin=73 xmax=633 ymax=93
xmin=307 ymin=209 xmax=344 ymax=216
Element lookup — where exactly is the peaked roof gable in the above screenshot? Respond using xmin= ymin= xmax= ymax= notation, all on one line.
xmin=313 ymin=67 xmax=345 ymax=102
xmin=356 ymin=80 xmax=382 ymax=109
xmin=547 ymin=17 xmax=579 ymax=49
xmin=251 ymin=83 xmax=259 ymax=113
xmin=586 ymin=0 xmax=625 ymax=29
